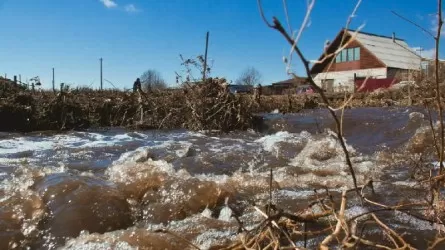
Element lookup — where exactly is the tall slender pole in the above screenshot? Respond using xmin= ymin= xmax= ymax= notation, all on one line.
xmin=100 ymin=58 xmax=103 ymax=90
xmin=202 ymin=31 xmax=209 ymax=81
xmin=52 ymin=68 xmax=55 ymax=92
xmin=19 ymin=74 xmax=21 ymax=84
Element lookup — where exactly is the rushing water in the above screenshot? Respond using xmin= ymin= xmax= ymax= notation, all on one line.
xmin=0 ymin=107 xmax=440 ymax=249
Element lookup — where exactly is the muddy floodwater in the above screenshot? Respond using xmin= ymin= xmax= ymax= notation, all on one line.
xmin=0 ymin=107 xmax=441 ymax=249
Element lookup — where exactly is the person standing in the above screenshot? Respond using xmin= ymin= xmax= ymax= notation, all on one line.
xmin=133 ymin=78 xmax=142 ymax=93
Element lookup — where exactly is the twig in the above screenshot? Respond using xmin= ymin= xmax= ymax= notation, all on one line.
xmin=434 ymin=0 xmax=444 ymax=175
xmin=428 ymin=236 xmax=445 ymax=249
xmin=268 ymin=167 xmax=273 ymax=216
xmin=426 ymin=103 xmax=441 ymax=160
xmin=252 ymin=206 xmax=302 ymax=249
xmin=256 ymin=4 xmax=361 ymax=197
xmin=371 ymin=213 xmax=414 ymax=249
xmin=320 ymin=190 xmax=347 ymax=249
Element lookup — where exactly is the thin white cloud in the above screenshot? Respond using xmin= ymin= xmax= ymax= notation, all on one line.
xmin=421 ymin=48 xmax=436 ymax=59
xmin=125 ymin=4 xmax=141 ymax=13
xmin=412 ymin=47 xmax=436 ymax=59
xmin=429 ymin=13 xmax=445 ymax=37
xmin=100 ymin=0 xmax=118 ymax=8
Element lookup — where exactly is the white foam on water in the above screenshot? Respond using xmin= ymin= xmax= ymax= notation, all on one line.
xmin=175 ymin=141 xmax=194 ymax=158
xmin=112 ymin=146 xmax=152 ymax=165
xmin=391 ymin=180 xmax=419 ymax=188
xmin=107 ymin=158 xmax=177 ymax=186
xmin=275 ymin=189 xmax=321 ymax=200
xmin=218 ymin=198 xmax=233 ymax=222
xmin=272 ymin=158 xmax=377 ymax=190
xmin=111 ymin=140 xmax=177 ymax=165
xmin=271 ymin=109 xmax=280 ymax=114
xmin=0 ymin=131 xmax=185 ymax=162
xmin=409 ymin=112 xmax=425 ymax=120
xmin=62 ymin=239 xmax=136 ymax=250
xmin=194 ymin=173 xmax=231 ymax=185
xmin=207 ymin=142 xmax=246 ymax=153
xmin=75 ymin=133 xmax=144 ymax=148
xmin=431 ymin=161 xmax=445 ymax=170
xmin=255 ymin=131 xmax=311 ymax=153
xmin=289 ymin=132 xmax=360 ymax=171
xmin=0 ymin=132 xmax=138 ymax=164
xmin=0 ymin=157 xmax=32 ymax=164
xmin=393 ymin=210 xmax=437 ymax=231
xmin=194 ymin=229 xmax=236 ymax=250
xmin=187 ymin=131 xmax=209 ymax=138
xmin=0 ymin=137 xmax=54 ymax=155
xmin=345 ymin=205 xmax=369 ymax=219
xmin=201 ymin=206 xmax=213 ymax=219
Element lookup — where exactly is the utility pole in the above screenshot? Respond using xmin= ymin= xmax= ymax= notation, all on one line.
xmin=203 ymin=31 xmax=209 ymax=81
xmin=52 ymin=68 xmax=55 ymax=92
xmin=19 ymin=74 xmax=21 ymax=84
xmin=100 ymin=58 xmax=103 ymax=90
xmin=416 ymin=47 xmax=424 ymax=57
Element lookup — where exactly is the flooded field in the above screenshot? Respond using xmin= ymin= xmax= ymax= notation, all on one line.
xmin=0 ymin=107 xmax=441 ymax=249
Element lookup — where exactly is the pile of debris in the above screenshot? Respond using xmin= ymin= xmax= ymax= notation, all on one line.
xmin=0 ymin=78 xmax=257 ymax=132
xmin=0 ymin=77 xmax=27 ymax=98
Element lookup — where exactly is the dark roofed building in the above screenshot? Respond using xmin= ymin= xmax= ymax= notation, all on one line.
xmin=265 ymin=77 xmax=308 ymax=95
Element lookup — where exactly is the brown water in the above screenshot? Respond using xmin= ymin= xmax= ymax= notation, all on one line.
xmin=0 ymin=107 xmax=441 ymax=249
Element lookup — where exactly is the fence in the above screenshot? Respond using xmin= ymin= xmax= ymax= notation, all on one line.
xmin=355 ymin=78 xmax=399 ymax=92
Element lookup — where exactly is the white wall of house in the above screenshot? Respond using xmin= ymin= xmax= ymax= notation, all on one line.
xmin=312 ymin=68 xmax=387 ymax=92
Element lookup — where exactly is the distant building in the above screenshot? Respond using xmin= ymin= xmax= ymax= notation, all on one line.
xmin=263 ymin=77 xmax=308 ymax=95
xmin=227 ymin=84 xmax=253 ymax=94
xmin=310 ymin=28 xmax=423 ymax=92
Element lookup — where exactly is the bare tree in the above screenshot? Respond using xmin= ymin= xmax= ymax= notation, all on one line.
xmin=235 ymin=67 xmax=262 ymax=86
xmin=140 ymin=69 xmax=167 ymax=91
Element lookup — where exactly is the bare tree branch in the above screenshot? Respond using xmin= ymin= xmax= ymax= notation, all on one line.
xmin=140 ymin=69 xmax=167 ymax=91
xmin=435 ymin=0 xmax=444 ymax=174
xmin=256 ymin=1 xmax=362 ymax=198
xmin=235 ymin=67 xmax=263 ymax=86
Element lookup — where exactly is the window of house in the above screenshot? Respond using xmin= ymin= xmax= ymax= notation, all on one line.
xmin=353 ymin=47 xmax=360 ymax=60
xmin=347 ymin=49 xmax=354 ymax=61
xmin=335 ymin=47 xmax=360 ymax=63
xmin=341 ymin=49 xmax=347 ymax=62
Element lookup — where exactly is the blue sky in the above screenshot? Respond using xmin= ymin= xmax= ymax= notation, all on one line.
xmin=0 ymin=0 xmax=442 ymax=89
